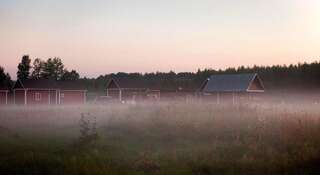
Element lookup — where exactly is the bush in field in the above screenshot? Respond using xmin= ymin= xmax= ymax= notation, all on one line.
xmin=78 ymin=113 xmax=99 ymax=147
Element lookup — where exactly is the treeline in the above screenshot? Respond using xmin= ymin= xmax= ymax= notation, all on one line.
xmin=17 ymin=55 xmax=80 ymax=81
xmin=79 ymin=61 xmax=320 ymax=92
xmin=1 ymin=55 xmax=320 ymax=92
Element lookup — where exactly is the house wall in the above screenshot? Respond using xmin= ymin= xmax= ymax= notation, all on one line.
xmin=60 ymin=91 xmax=86 ymax=104
xmin=160 ymin=91 xmax=194 ymax=100
xmin=107 ymin=89 xmax=121 ymax=100
xmin=248 ymin=78 xmax=264 ymax=91
xmin=14 ymin=90 xmax=25 ymax=105
xmin=201 ymin=92 xmax=263 ymax=104
xmin=0 ymin=91 xmax=8 ymax=105
xmin=26 ymin=90 xmax=51 ymax=105
xmin=50 ymin=90 xmax=58 ymax=104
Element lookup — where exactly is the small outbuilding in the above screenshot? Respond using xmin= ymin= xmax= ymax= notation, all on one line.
xmin=199 ymin=73 xmax=264 ymax=104
xmin=106 ymin=77 xmax=160 ymax=102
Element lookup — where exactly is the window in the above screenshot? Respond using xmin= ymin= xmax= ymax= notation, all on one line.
xmin=60 ymin=93 xmax=64 ymax=98
xmin=35 ymin=92 xmax=41 ymax=101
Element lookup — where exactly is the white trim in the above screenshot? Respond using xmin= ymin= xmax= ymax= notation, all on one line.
xmin=119 ymin=89 xmax=122 ymax=101
xmin=55 ymin=90 xmax=58 ymax=105
xmin=232 ymin=92 xmax=235 ymax=105
xmin=106 ymin=78 xmax=120 ymax=89
xmin=14 ymin=88 xmax=60 ymax=91
xmin=58 ymin=90 xmax=61 ymax=104
xmin=5 ymin=91 xmax=8 ymax=105
xmin=59 ymin=90 xmax=87 ymax=92
xmin=13 ymin=89 xmax=15 ymax=105
xmin=13 ymin=79 xmax=25 ymax=89
xmin=34 ymin=92 xmax=42 ymax=101
xmin=24 ymin=89 xmax=27 ymax=105
xmin=246 ymin=74 xmax=265 ymax=92
xmin=48 ymin=91 xmax=51 ymax=105
xmin=246 ymin=90 xmax=265 ymax=93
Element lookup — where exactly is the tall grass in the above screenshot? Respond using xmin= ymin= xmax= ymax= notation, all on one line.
xmin=0 ymin=101 xmax=320 ymax=174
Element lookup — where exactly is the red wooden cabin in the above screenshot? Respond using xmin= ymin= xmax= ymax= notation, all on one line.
xmin=13 ymin=79 xmax=87 ymax=105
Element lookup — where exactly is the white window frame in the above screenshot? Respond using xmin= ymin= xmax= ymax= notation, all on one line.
xmin=35 ymin=92 xmax=42 ymax=101
xmin=60 ymin=93 xmax=64 ymax=98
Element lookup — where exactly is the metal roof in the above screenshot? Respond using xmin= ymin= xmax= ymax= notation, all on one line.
xmin=201 ymin=73 xmax=264 ymax=92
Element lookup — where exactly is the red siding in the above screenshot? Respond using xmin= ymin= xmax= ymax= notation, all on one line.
xmin=14 ymin=89 xmax=85 ymax=105
xmin=14 ymin=90 xmax=25 ymax=105
xmin=60 ymin=91 xmax=86 ymax=104
xmin=14 ymin=89 xmax=58 ymax=105
xmin=26 ymin=90 xmax=50 ymax=105
xmin=0 ymin=91 xmax=8 ymax=105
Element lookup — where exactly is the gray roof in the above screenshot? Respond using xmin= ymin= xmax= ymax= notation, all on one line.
xmin=57 ymin=81 xmax=87 ymax=90
xmin=14 ymin=79 xmax=59 ymax=89
xmin=14 ymin=79 xmax=86 ymax=90
xmin=201 ymin=73 xmax=264 ymax=92
xmin=0 ymin=86 xmax=9 ymax=91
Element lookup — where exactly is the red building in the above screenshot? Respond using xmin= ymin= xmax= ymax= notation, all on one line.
xmin=57 ymin=81 xmax=87 ymax=105
xmin=13 ymin=79 xmax=87 ymax=105
xmin=0 ymin=86 xmax=9 ymax=105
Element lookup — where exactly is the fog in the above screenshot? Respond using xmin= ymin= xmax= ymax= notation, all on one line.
xmin=0 ymin=93 xmax=320 ymax=174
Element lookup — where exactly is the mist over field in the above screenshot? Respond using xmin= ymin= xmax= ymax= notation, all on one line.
xmin=1 ymin=96 xmax=320 ymax=175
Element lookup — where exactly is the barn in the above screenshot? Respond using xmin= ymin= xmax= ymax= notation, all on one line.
xmin=0 ymin=85 xmax=9 ymax=105
xmin=199 ymin=73 xmax=265 ymax=104
xmin=106 ymin=77 xmax=160 ymax=102
xmin=13 ymin=79 xmax=87 ymax=105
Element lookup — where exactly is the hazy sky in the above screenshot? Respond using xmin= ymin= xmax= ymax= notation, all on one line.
xmin=0 ymin=0 xmax=320 ymax=78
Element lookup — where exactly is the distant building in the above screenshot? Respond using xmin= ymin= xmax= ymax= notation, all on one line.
xmin=199 ymin=73 xmax=264 ymax=103
xmin=106 ymin=77 xmax=160 ymax=102
xmin=0 ymin=85 xmax=9 ymax=105
xmin=13 ymin=79 xmax=87 ymax=105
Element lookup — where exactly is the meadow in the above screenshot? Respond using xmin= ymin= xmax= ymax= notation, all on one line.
xmin=0 ymin=101 xmax=320 ymax=175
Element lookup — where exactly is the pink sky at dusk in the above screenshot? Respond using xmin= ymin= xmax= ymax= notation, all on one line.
xmin=0 ymin=0 xmax=319 ymax=78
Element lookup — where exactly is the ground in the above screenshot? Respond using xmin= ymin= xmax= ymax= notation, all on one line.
xmin=0 ymin=101 xmax=320 ymax=175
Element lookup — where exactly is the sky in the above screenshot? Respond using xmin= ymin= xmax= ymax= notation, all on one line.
xmin=0 ymin=0 xmax=320 ymax=78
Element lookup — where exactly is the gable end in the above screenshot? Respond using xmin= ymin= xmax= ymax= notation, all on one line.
xmin=247 ymin=75 xmax=264 ymax=92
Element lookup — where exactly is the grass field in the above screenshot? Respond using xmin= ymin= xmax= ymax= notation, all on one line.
xmin=0 ymin=101 xmax=320 ymax=175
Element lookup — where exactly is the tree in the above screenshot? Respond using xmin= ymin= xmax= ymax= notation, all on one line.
xmin=41 ymin=57 xmax=65 ymax=80
xmin=0 ymin=66 xmax=12 ymax=88
xmin=17 ymin=55 xmax=31 ymax=80
xmin=31 ymin=58 xmax=44 ymax=79
xmin=61 ymin=70 xmax=80 ymax=81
